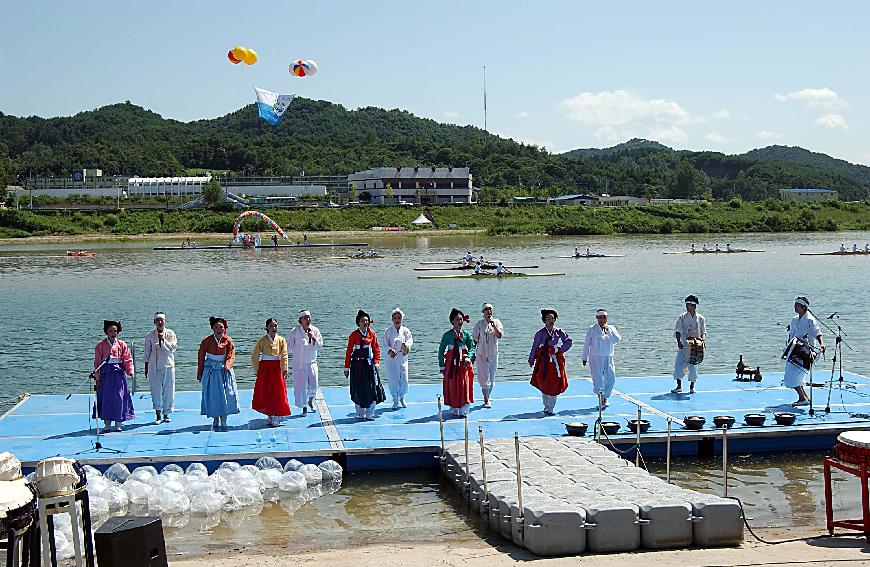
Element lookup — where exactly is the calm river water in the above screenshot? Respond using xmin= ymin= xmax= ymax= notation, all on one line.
xmin=1 ymin=231 xmax=868 ymax=548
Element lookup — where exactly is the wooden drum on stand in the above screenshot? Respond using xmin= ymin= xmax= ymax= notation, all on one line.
xmin=835 ymin=431 xmax=870 ymax=466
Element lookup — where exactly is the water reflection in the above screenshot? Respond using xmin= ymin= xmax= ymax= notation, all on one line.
xmin=647 ymin=451 xmax=861 ymax=528
xmin=158 ymin=469 xmax=483 ymax=555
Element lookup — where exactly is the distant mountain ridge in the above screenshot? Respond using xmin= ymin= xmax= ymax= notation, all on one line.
xmin=561 ymin=138 xmax=671 ymax=159
xmin=562 ymin=138 xmax=870 ymax=189
xmin=743 ymin=145 xmax=870 ymax=185
xmin=0 ymin=102 xmax=868 ymax=201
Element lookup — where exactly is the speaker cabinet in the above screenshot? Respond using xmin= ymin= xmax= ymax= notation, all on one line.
xmin=94 ymin=516 xmax=167 ymax=567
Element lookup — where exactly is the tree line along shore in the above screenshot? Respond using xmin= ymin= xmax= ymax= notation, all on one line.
xmin=1 ymin=199 xmax=868 ymax=239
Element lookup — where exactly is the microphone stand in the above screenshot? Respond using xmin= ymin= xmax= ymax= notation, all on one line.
xmin=73 ymin=356 xmax=123 ymax=454
xmin=824 ymin=322 xmax=847 ymax=414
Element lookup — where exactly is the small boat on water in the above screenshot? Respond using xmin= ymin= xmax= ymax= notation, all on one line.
xmin=65 ymin=251 xmax=96 ymax=257
xmin=419 ymin=260 xmax=506 ymax=265
xmin=417 ymin=272 xmax=565 ymax=280
xmin=326 ymin=254 xmax=401 ymax=260
xmin=663 ymin=248 xmax=764 ymax=255
xmin=555 ymin=253 xmax=625 ymax=259
xmin=414 ymin=264 xmax=539 ymax=271
xmin=801 ymin=250 xmax=870 ymax=256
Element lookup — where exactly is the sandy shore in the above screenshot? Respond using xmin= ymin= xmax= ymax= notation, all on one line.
xmin=0 ymin=229 xmax=486 ymax=246
xmin=171 ymin=528 xmax=869 ymax=567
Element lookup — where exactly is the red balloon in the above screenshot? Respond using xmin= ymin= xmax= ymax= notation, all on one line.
xmin=228 ymin=50 xmax=241 ymax=64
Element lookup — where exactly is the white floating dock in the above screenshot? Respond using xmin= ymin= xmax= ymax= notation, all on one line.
xmin=442 ymin=436 xmax=744 ymax=556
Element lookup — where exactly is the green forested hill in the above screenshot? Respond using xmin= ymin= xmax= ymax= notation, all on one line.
xmin=744 ymin=145 xmax=870 ymax=185
xmin=1 ymin=100 xmax=868 ymax=201
xmin=560 ymin=138 xmax=670 ymax=159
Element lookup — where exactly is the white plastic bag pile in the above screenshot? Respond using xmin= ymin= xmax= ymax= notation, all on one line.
xmin=78 ymin=458 xmax=343 ymax=540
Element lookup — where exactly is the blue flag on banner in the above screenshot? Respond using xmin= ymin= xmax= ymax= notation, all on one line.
xmin=255 ymin=87 xmax=295 ymax=126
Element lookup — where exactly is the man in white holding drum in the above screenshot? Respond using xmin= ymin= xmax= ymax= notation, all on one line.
xmin=672 ymin=295 xmax=706 ymax=395
xmin=784 ymin=296 xmax=825 ymax=406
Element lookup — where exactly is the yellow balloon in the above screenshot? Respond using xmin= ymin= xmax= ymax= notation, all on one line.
xmin=243 ymin=48 xmax=258 ymax=65
xmin=231 ymin=46 xmax=247 ymax=61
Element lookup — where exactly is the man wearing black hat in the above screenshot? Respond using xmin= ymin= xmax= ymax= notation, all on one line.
xmin=672 ymin=295 xmax=706 ymax=394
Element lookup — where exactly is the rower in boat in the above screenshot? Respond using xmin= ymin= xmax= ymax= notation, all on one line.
xmin=460 ymin=258 xmax=470 ymax=268
xmin=574 ymin=247 xmax=580 ymax=258
xmin=691 ymin=243 xmax=696 ymax=252
xmin=473 ymin=263 xmax=493 ymax=275
xmin=352 ymin=248 xmax=365 ymax=258
xmin=726 ymin=243 xmax=732 ymax=252
xmin=715 ymin=243 xmax=721 ymax=252
xmin=839 ymin=243 xmax=847 ymax=252
xmin=865 ymin=243 xmax=869 ymax=253
xmin=464 ymin=250 xmax=474 ymax=262
xmin=853 ymin=243 xmax=859 ymax=253
xmin=495 ymin=262 xmax=510 ymax=275
xmin=702 ymin=244 xmax=709 ymax=252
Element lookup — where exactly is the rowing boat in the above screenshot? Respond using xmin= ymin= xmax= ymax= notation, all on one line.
xmin=800 ymin=251 xmax=870 ymax=256
xmin=662 ymin=249 xmax=764 ymax=255
xmin=153 ymin=242 xmax=369 ymax=251
xmin=326 ymin=255 xmax=401 ymax=260
xmin=414 ymin=264 xmax=539 ymax=271
xmin=417 ymin=272 xmax=565 ymax=280
xmin=419 ymin=260 xmax=504 ymax=265
xmin=555 ymin=254 xmax=625 ymax=259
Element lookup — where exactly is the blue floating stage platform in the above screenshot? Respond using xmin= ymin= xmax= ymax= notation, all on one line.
xmin=3 ymin=371 xmax=870 ymax=471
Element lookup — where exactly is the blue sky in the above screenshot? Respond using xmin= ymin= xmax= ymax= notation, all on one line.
xmin=2 ymin=1 xmax=868 ymax=164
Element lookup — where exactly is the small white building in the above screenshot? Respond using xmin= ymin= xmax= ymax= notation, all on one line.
xmin=127 ymin=175 xmax=213 ymax=196
xmin=779 ymin=188 xmax=838 ymax=202
xmin=347 ymin=166 xmax=473 ymax=204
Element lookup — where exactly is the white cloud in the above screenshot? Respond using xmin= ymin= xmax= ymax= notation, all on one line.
xmin=562 ymin=90 xmax=691 ymax=126
xmin=712 ymin=109 xmax=730 ymax=119
xmin=442 ymin=111 xmax=460 ymax=120
xmin=516 ymin=110 xmax=529 ymax=119
xmin=705 ymin=131 xmax=730 ymax=144
xmin=756 ymin=130 xmax=784 ymax=141
xmin=814 ymin=113 xmax=849 ymax=129
xmin=774 ymin=87 xmax=847 ymax=108
xmin=648 ymin=126 xmax=687 ymax=144
xmin=594 ymin=126 xmax=636 ymax=144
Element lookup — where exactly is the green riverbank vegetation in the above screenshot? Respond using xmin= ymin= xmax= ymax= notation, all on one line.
xmin=2 ymin=199 xmax=868 ymax=239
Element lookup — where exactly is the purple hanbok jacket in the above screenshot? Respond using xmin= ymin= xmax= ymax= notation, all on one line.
xmin=528 ymin=327 xmax=573 ymax=363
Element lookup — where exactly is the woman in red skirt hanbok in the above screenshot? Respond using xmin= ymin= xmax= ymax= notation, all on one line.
xmin=529 ymin=308 xmax=573 ymax=415
xmin=438 ymin=308 xmax=476 ymax=417
xmin=251 ymin=318 xmax=291 ymax=426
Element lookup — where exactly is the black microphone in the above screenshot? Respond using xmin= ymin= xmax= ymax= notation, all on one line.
xmin=827 ymin=312 xmax=838 ymax=320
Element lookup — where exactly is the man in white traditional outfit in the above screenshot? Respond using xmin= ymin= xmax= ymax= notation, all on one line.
xmin=472 ymin=303 xmax=504 ymax=408
xmin=582 ymin=309 xmax=622 ymax=409
xmin=382 ymin=308 xmax=413 ymax=409
xmin=144 ymin=312 xmax=177 ymax=424
xmin=287 ymin=309 xmax=323 ymax=415
xmin=672 ymin=295 xmax=706 ymax=394
xmin=784 ymin=296 xmax=825 ymax=406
